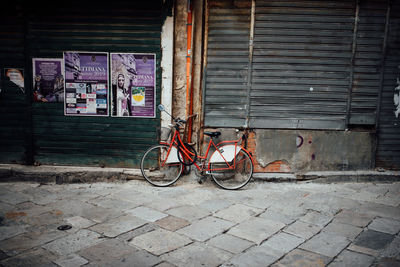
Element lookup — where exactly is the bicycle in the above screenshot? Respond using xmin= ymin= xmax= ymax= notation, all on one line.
xmin=140 ymin=104 xmax=254 ymax=190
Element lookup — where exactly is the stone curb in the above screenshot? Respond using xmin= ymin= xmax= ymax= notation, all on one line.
xmin=0 ymin=164 xmax=143 ymax=184
xmin=0 ymin=164 xmax=399 ymax=184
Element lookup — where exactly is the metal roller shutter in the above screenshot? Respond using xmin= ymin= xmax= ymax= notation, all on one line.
xmin=204 ymin=0 xmax=251 ymax=127
xmin=376 ymin=0 xmax=400 ymax=169
xmin=350 ymin=0 xmax=387 ymax=125
xmin=250 ymin=0 xmax=355 ymax=130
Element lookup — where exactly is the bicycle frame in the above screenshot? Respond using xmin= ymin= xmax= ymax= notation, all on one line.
xmin=160 ymin=126 xmax=254 ymax=173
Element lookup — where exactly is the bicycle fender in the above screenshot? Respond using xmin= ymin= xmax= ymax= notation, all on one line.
xmin=165 ymin=146 xmax=180 ymax=163
xmin=209 ymin=145 xmax=241 ymax=163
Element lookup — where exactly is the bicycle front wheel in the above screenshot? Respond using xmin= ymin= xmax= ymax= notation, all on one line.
xmin=141 ymin=144 xmax=183 ymax=187
xmin=210 ymin=148 xmax=253 ymax=190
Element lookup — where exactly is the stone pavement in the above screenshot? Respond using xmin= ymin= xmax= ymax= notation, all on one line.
xmin=0 ymin=177 xmax=399 ymax=267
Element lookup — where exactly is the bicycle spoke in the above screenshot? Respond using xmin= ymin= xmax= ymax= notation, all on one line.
xmin=141 ymin=144 xmax=183 ymax=187
xmin=210 ymin=148 xmax=253 ymax=190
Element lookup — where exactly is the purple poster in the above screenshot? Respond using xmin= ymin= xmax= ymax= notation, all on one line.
xmin=63 ymin=52 xmax=109 ymax=116
xmin=111 ymin=53 xmax=156 ymax=118
xmin=32 ymin=58 xmax=64 ymax=102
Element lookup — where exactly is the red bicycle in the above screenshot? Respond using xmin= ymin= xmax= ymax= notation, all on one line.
xmin=140 ymin=104 xmax=254 ymax=190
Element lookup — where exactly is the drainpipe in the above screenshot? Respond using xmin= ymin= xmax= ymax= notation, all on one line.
xmin=186 ymin=0 xmax=194 ymax=143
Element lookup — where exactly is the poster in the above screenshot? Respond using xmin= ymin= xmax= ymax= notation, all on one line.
xmin=111 ymin=53 xmax=156 ymax=118
xmin=4 ymin=68 xmax=24 ymax=92
xmin=32 ymin=58 xmax=64 ymax=102
xmin=64 ymin=51 xmax=109 ymax=116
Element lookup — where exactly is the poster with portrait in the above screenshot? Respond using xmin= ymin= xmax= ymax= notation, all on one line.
xmin=4 ymin=68 xmax=24 ymax=92
xmin=32 ymin=58 xmax=64 ymax=102
xmin=111 ymin=53 xmax=156 ymax=118
xmin=63 ymin=51 xmax=109 ymax=116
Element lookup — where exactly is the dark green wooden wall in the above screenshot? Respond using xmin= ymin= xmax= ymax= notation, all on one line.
xmin=1 ymin=1 xmax=164 ymax=167
xmin=0 ymin=3 xmax=29 ymax=164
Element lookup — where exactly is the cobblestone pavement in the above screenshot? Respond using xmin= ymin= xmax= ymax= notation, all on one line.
xmin=0 ymin=177 xmax=399 ymax=266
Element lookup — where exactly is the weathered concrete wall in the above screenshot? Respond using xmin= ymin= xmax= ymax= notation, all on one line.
xmin=202 ymin=128 xmax=375 ymax=172
xmin=172 ymin=0 xmax=187 ymax=119
xmin=253 ymin=130 xmax=374 ymax=172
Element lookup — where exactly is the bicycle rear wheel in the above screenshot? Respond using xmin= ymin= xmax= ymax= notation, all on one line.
xmin=141 ymin=144 xmax=183 ymax=187
xmin=210 ymin=148 xmax=253 ymax=190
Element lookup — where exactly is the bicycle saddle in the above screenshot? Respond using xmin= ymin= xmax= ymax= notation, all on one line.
xmin=204 ymin=131 xmax=221 ymax=138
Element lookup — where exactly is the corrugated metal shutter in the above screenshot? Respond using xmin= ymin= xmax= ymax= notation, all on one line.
xmin=0 ymin=3 xmax=30 ymax=164
xmin=350 ymin=0 xmax=387 ymax=125
xmin=376 ymin=0 xmax=400 ymax=169
xmin=250 ymin=0 xmax=355 ymax=130
xmin=26 ymin=1 xmax=162 ymax=167
xmin=204 ymin=0 xmax=251 ymax=127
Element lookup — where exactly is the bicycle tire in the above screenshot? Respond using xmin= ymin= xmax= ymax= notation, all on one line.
xmin=141 ymin=144 xmax=183 ymax=187
xmin=177 ymin=143 xmax=197 ymax=166
xmin=210 ymin=147 xmax=253 ymax=190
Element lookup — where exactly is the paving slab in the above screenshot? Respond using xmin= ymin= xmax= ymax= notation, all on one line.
xmin=116 ymin=223 xmax=160 ymax=243
xmin=299 ymin=210 xmax=333 ymax=227
xmin=78 ymin=238 xmax=139 ymax=262
xmin=0 ymin=233 xmax=41 ymax=257
xmin=154 ymin=262 xmax=176 ymax=267
xmin=24 ymin=210 xmax=65 ymax=228
xmin=0 ymin=190 xmax=31 ymax=205
xmin=228 ymin=217 xmax=286 ymax=245
xmin=8 ymin=201 xmax=53 ymax=220
xmin=267 ymin=204 xmax=307 ymax=221
xmin=166 ymin=205 xmax=210 ymax=222
xmin=357 ymin=202 xmax=400 ymax=220
xmin=109 ymin=189 xmax=154 ymax=207
xmin=64 ymin=216 xmax=96 ymax=230
xmin=299 ymin=231 xmax=350 ymax=258
xmin=333 ymin=209 xmax=374 ymax=227
xmin=155 ymin=215 xmax=190 ymax=232
xmin=0 ymin=225 xmax=27 ymax=242
xmin=125 ymin=206 xmax=168 ymax=222
xmin=162 ymin=242 xmax=232 ymax=267
xmin=42 ymin=229 xmax=103 ymax=256
xmin=146 ymin=199 xmax=182 ymax=212
xmin=372 ymin=257 xmax=400 ymax=267
xmin=0 ymin=248 xmax=57 ymax=267
xmin=322 ymin=222 xmax=363 ymax=240
xmin=207 ymin=234 xmax=255 ymax=254
xmin=328 ymin=250 xmax=374 ymax=267
xmin=215 ymin=204 xmax=263 ymax=223
xmin=223 ymin=246 xmax=282 ymax=267
xmin=261 ymin=232 xmax=305 ymax=253
xmin=368 ymin=217 xmax=400 ymax=235
xmin=88 ymin=197 xmax=139 ymax=213
xmin=259 ymin=209 xmax=296 ymax=225
xmin=177 ymin=216 xmax=235 ymax=242
xmin=379 ymin=235 xmax=400 ymax=260
xmin=284 ymin=221 xmax=323 ymax=240
xmin=54 ymin=254 xmax=89 ymax=267
xmin=347 ymin=244 xmax=380 ymax=257
xmin=198 ymin=198 xmax=232 ymax=213
xmin=353 ymin=229 xmax=395 ymax=251
xmin=89 ymin=214 xmax=147 ymax=238
xmin=86 ymin=249 xmax=161 ymax=267
xmin=129 ymin=228 xmax=192 ymax=256
xmin=0 ymin=225 xmax=69 ymax=256
xmin=272 ymin=248 xmax=331 ymax=267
